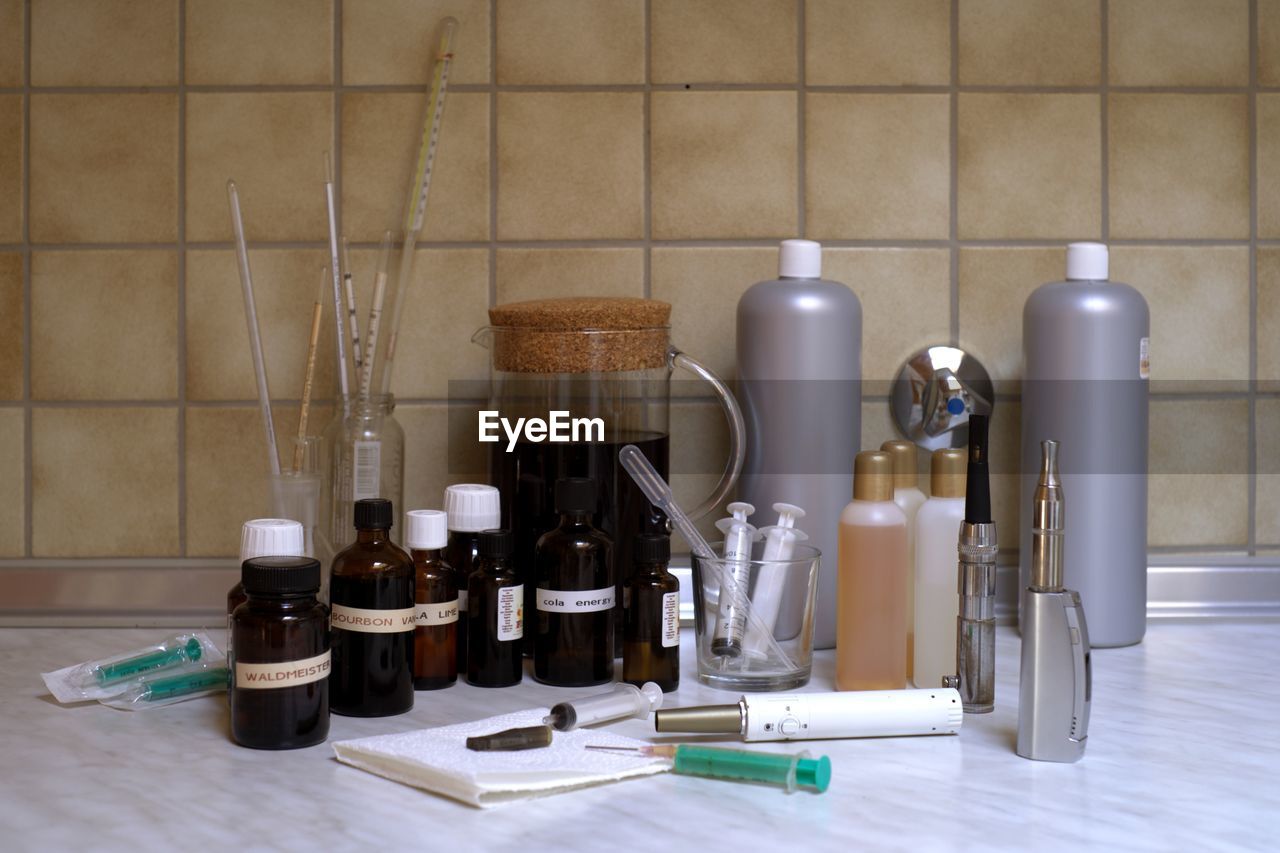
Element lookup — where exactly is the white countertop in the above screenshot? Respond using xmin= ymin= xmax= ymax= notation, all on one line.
xmin=1 ymin=622 xmax=1277 ymax=851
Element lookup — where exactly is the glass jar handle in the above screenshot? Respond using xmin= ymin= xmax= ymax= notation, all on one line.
xmin=670 ymin=348 xmax=745 ymax=520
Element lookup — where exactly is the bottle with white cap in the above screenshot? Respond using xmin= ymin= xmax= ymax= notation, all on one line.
xmin=443 ymin=484 xmax=502 ymax=674
xmin=406 ymin=509 xmax=458 ymax=690
xmin=227 ymin=518 xmax=306 ymax=643
xmin=1021 ymin=242 xmax=1149 ymax=648
xmin=736 ymin=239 xmax=862 ymax=649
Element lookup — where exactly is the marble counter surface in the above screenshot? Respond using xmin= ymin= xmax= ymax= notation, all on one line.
xmin=1 ymin=623 xmax=1277 ymax=851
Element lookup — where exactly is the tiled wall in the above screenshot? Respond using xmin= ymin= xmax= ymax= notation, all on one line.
xmin=2 ymin=0 xmax=1278 ymax=560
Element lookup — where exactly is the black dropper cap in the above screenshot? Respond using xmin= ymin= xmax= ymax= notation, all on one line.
xmin=479 ymin=529 xmax=513 ymax=559
xmin=635 ymin=533 xmax=670 ymax=565
xmin=354 ymin=498 xmax=394 ymax=530
xmin=241 ymin=556 xmax=322 ymax=596
xmin=555 ymin=477 xmax=596 ymax=515
xmin=964 ymin=415 xmax=992 ymax=524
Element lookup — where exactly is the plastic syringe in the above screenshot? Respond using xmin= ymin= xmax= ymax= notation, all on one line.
xmin=711 ymin=502 xmax=758 ymax=657
xmin=586 ymin=744 xmax=831 ymax=794
xmin=94 ymin=637 xmax=203 ymax=685
xmin=544 ymin=682 xmax=664 ymax=731
xmin=742 ymin=503 xmax=807 ymax=659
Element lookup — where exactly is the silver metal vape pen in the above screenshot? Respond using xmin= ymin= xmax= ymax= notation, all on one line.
xmin=1017 ymin=440 xmax=1091 ymax=762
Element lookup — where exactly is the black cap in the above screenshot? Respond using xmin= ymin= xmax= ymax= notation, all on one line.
xmin=479 ymin=529 xmax=513 ymax=559
xmin=635 ymin=533 xmax=670 ymax=564
xmin=354 ymin=498 xmax=393 ymax=530
xmin=555 ymin=477 xmax=596 ymax=514
xmin=241 ymin=556 xmax=321 ymax=596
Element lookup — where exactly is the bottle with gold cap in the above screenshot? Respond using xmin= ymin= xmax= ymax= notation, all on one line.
xmin=913 ymin=448 xmax=967 ymax=688
xmin=836 ymin=451 xmax=908 ymax=691
xmin=881 ymin=440 xmax=925 ymax=680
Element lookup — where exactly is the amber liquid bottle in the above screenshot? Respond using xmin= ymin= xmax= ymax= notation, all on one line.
xmin=406 ymin=509 xmax=458 ymax=690
xmin=329 ymin=499 xmax=415 ymax=716
xmin=837 ymin=451 xmax=909 ymax=691
xmin=444 ymin=484 xmax=501 ymax=677
xmin=624 ymin=533 xmax=679 ymax=692
xmin=467 ymin=529 xmax=524 ymax=688
xmin=231 ymin=556 xmax=329 ymax=750
xmin=533 ymin=478 xmax=614 ymax=687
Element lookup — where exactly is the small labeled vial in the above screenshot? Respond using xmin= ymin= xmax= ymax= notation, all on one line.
xmin=406 ymin=509 xmax=458 ymax=690
xmin=534 ymin=478 xmax=614 ymax=687
xmin=444 ymin=485 xmax=501 ymax=677
xmin=624 ymin=533 xmax=680 ymax=692
xmin=467 ymin=529 xmax=524 ymax=688
xmin=231 ymin=556 xmax=330 ymax=750
xmin=330 ymin=499 xmax=415 ymax=717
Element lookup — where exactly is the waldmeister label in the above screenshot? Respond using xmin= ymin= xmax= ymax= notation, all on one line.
xmin=236 ymin=651 xmax=331 ymax=689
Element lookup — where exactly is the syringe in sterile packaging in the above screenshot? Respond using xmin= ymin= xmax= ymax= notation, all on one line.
xmin=654 ymin=689 xmax=963 ymax=742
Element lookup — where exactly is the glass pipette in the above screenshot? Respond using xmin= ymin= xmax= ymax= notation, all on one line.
xmin=585 ymin=744 xmax=831 ymax=794
xmin=94 ymin=637 xmax=203 ymax=685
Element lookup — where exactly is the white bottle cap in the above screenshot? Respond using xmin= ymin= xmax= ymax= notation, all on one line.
xmin=778 ymin=239 xmax=822 ymax=279
xmin=1066 ymin=242 xmax=1108 ymax=281
xmin=405 ymin=509 xmax=448 ymax=549
xmin=239 ymin=518 xmax=305 ymax=564
xmin=443 ymin=484 xmax=501 ymax=532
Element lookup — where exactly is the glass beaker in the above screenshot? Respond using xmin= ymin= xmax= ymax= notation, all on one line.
xmin=319 ymin=394 xmax=405 ymax=562
xmin=474 ymin=298 xmax=745 ymax=652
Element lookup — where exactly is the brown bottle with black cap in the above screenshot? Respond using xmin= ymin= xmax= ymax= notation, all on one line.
xmin=624 ymin=533 xmax=680 ymax=692
xmin=467 ymin=529 xmax=524 ymax=688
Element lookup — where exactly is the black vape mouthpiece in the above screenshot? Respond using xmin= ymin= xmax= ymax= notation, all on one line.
xmin=965 ymin=415 xmax=992 ymax=524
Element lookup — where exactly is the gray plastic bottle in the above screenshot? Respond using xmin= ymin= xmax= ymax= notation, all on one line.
xmin=1020 ymin=242 xmax=1149 ymax=648
xmin=737 ymin=240 xmax=861 ymax=650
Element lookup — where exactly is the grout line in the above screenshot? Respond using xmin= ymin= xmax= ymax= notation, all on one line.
xmin=1100 ymin=0 xmax=1110 ymax=240
xmin=642 ymin=0 xmax=652 ymax=298
xmin=795 ymin=0 xmax=805 ymax=238
xmin=176 ymin=0 xmax=187 ymax=556
xmin=949 ymin=0 xmax=959 ymax=345
xmin=488 ymin=0 xmax=498 ymax=309
xmin=22 ymin=0 xmax=31 ymax=557
xmin=1249 ymin=0 xmax=1260 ymax=556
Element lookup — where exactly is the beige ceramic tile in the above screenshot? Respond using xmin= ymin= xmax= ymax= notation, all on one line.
xmin=0 ymin=95 xmax=19 ymax=242
xmin=343 ymin=0 xmax=489 ymax=85
xmin=958 ymin=94 xmax=1101 ymax=239
xmin=959 ymin=0 xmax=1100 ymax=85
xmin=30 ymin=94 xmax=178 ymax=243
xmin=825 ymin=249 xmax=951 ymax=387
xmin=185 ymin=403 xmax=332 ymax=556
xmin=342 ymin=92 xmax=488 ymax=242
xmin=651 ymin=248 xmax=776 ymax=389
xmin=670 ymin=401 xmax=732 ymax=547
xmin=1110 ymin=247 xmax=1249 ymax=387
xmin=806 ymin=94 xmax=949 ymax=240
xmin=1255 ymin=399 xmax=1280 ymax=544
xmin=497 ymin=93 xmax=643 ymax=240
xmin=0 ymin=253 xmax=19 ymax=400
xmin=186 ymin=93 xmax=332 ymax=242
xmin=859 ymin=402 xmax=928 ymax=492
xmin=32 ymin=407 xmax=179 ymax=557
xmin=497 ymin=0 xmax=643 ymax=84
xmin=1257 ymin=249 xmax=1280 ymax=388
xmin=957 ymin=248 xmax=1063 ymax=383
xmin=0 ymin=0 xmax=21 ymax=87
xmin=186 ymin=0 xmax=332 ymax=85
xmin=1109 ymin=0 xmax=1249 ymax=86
xmin=32 ymin=251 xmax=179 ymax=401
xmin=1263 ymin=0 xmax=1280 ymax=86
xmin=346 ymin=247 xmax=490 ymax=399
xmin=1109 ymin=94 xmax=1249 ymax=239
xmin=0 ymin=409 xmax=22 ymax=555
xmin=651 ymin=0 xmax=796 ymax=84
xmin=495 ymin=248 xmax=644 ymax=306
xmin=186 ymin=249 xmax=335 ymax=401
xmin=651 ymin=92 xmax=797 ymax=239
xmin=805 ymin=0 xmax=950 ymax=86
xmin=1148 ymin=399 xmax=1249 ymax=548
xmin=399 ymin=403 xmax=488 ymax=517
xmin=31 ymin=0 xmax=177 ymax=86
xmin=1259 ymin=96 xmax=1280 ymax=239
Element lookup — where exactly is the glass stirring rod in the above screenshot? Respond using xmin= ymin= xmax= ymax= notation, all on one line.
xmin=586 ymin=744 xmax=830 ymax=793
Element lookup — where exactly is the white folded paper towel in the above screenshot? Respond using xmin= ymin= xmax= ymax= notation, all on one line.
xmin=332 ymin=708 xmax=668 ymax=808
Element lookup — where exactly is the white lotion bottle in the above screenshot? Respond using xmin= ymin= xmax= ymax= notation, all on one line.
xmin=913 ymin=448 xmax=967 ymax=688
xmin=881 ymin=440 xmax=925 ymax=680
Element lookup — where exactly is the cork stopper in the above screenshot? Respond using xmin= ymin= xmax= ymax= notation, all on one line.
xmin=930 ymin=448 xmax=967 ymax=499
xmin=880 ymin=440 xmax=919 ymax=490
xmin=854 ymin=451 xmax=895 ymax=502
xmin=487 ymin=297 xmax=671 ymax=373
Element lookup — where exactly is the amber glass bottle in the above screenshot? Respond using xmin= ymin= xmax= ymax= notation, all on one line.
xmin=406 ymin=509 xmax=457 ymax=690
xmin=533 ymin=478 xmax=614 ymax=687
xmin=467 ymin=529 xmax=524 ymax=688
xmin=444 ymin=485 xmax=501 ymax=677
xmin=329 ymin=499 xmax=415 ymax=716
xmin=231 ymin=556 xmax=330 ymax=750
xmin=624 ymin=533 xmax=680 ymax=692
